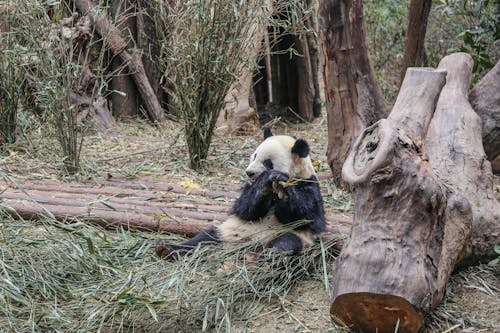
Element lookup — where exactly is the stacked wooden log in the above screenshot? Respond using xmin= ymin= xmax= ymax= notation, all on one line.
xmin=0 ymin=173 xmax=351 ymax=241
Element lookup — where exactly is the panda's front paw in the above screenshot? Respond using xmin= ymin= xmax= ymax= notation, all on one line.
xmin=266 ymin=170 xmax=289 ymax=199
xmin=266 ymin=170 xmax=289 ymax=184
xmin=252 ymin=170 xmax=288 ymax=197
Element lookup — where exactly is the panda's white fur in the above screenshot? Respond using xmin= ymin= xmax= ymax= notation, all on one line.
xmin=217 ymin=214 xmax=316 ymax=249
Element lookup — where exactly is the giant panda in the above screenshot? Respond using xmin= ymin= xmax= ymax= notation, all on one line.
xmin=155 ymin=128 xmax=326 ymax=260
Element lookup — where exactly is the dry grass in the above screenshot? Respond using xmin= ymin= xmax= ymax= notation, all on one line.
xmin=0 ymin=214 xmax=339 ymax=332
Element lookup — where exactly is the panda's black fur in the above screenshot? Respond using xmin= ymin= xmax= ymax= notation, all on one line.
xmin=155 ymin=129 xmax=326 ymax=260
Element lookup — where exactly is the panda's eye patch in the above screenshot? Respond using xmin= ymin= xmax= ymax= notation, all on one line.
xmin=263 ymin=159 xmax=274 ymax=170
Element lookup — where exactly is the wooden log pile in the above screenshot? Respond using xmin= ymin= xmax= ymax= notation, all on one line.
xmin=0 ymin=174 xmax=351 ymax=242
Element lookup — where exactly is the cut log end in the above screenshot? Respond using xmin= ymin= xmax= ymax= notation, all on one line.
xmin=330 ymin=293 xmax=424 ymax=333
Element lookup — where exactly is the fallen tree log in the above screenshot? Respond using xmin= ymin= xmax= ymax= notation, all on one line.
xmin=1 ymin=190 xmax=351 ymax=226
xmin=12 ymin=178 xmax=240 ymax=200
xmin=91 ymin=179 xmax=241 ymax=199
xmin=74 ymin=0 xmax=165 ymax=123
xmin=17 ymin=188 xmax=232 ymax=212
xmin=1 ymin=200 xmax=211 ymax=236
xmin=1 ymin=177 xmax=352 ymax=242
xmin=469 ymin=60 xmax=500 ymax=160
xmin=330 ymin=67 xmax=473 ymax=333
xmin=427 ymin=53 xmax=500 ymax=265
xmin=0 ymin=192 xmax=228 ymax=222
xmin=0 ymin=199 xmax=350 ymax=244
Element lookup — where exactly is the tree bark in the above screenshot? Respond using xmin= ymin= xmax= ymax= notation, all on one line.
xmin=399 ymin=0 xmax=432 ymax=84
xmin=110 ymin=0 xmax=139 ymax=118
xmin=74 ymin=0 xmax=165 ymax=123
xmin=427 ymin=53 xmax=500 ymax=266
xmin=331 ymin=67 xmax=473 ymax=333
xmin=136 ymin=0 xmax=163 ymax=104
xmin=295 ymin=34 xmax=315 ymax=122
xmin=304 ymin=0 xmax=322 ymax=118
xmin=469 ymin=60 xmax=500 ymax=160
xmin=317 ymin=0 xmax=387 ymax=188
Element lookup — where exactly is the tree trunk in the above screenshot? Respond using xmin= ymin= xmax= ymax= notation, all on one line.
xmin=317 ymin=0 xmax=387 ymax=188
xmin=74 ymin=0 xmax=165 ymax=123
xmin=136 ymin=0 xmax=163 ymax=105
xmin=295 ymin=34 xmax=315 ymax=122
xmin=427 ymin=53 xmax=500 ymax=266
xmin=469 ymin=60 xmax=500 ymax=160
xmin=399 ymin=0 xmax=432 ymax=84
xmin=304 ymin=0 xmax=322 ymax=118
xmin=110 ymin=0 xmax=138 ymax=118
xmin=331 ymin=67 xmax=473 ymax=333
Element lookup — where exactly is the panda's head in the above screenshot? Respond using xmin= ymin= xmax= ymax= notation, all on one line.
xmin=245 ymin=128 xmax=316 ymax=180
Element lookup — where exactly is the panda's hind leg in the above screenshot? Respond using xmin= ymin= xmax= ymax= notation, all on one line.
xmin=264 ymin=232 xmax=304 ymax=270
xmin=269 ymin=232 xmax=303 ymax=255
xmin=155 ymin=226 xmax=220 ymax=260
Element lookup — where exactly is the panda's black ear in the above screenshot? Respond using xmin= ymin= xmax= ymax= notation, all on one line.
xmin=291 ymin=139 xmax=310 ymax=158
xmin=263 ymin=127 xmax=273 ymax=140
